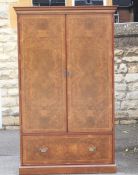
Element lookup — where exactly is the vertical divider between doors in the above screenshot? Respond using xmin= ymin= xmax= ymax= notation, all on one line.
xmin=65 ymin=14 xmax=68 ymax=133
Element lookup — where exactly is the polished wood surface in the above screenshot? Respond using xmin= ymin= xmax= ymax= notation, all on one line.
xmin=20 ymin=15 xmax=66 ymax=133
xmin=14 ymin=6 xmax=117 ymax=14
xmin=67 ymin=14 xmax=113 ymax=132
xmin=23 ymin=135 xmax=112 ymax=165
xmin=20 ymin=164 xmax=116 ymax=174
xmin=15 ymin=6 xmax=117 ymax=174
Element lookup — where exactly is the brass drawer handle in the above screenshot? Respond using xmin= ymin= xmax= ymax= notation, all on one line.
xmin=88 ymin=146 xmax=96 ymax=152
xmin=39 ymin=147 xmax=48 ymax=153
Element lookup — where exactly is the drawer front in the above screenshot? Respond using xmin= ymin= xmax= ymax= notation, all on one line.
xmin=22 ymin=135 xmax=113 ymax=165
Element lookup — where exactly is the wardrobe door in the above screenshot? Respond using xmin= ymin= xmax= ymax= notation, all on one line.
xmin=19 ymin=15 xmax=66 ymax=133
xmin=67 ymin=14 xmax=113 ymax=132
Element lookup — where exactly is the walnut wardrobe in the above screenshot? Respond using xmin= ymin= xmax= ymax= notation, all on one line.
xmin=15 ymin=6 xmax=117 ymax=174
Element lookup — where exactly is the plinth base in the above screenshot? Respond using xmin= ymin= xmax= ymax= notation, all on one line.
xmin=19 ymin=164 xmax=117 ymax=174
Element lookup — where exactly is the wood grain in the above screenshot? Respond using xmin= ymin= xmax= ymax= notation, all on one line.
xmin=22 ymin=135 xmax=113 ymax=165
xmin=15 ymin=7 xmax=117 ymax=174
xmin=67 ymin=14 xmax=113 ymax=132
xmin=19 ymin=164 xmax=116 ymax=174
xmin=20 ymin=15 xmax=66 ymax=133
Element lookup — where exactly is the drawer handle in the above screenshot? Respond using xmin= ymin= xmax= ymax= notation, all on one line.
xmin=88 ymin=146 xmax=96 ymax=152
xmin=39 ymin=147 xmax=48 ymax=153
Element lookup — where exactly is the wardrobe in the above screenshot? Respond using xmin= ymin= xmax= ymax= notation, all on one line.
xmin=15 ymin=6 xmax=117 ymax=174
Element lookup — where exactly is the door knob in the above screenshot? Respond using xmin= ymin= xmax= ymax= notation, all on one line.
xmin=64 ymin=70 xmax=70 ymax=77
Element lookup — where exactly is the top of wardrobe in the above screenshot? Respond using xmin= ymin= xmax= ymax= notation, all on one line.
xmin=14 ymin=6 xmax=117 ymax=15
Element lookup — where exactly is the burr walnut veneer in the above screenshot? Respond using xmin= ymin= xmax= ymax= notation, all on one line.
xmin=15 ymin=6 xmax=117 ymax=174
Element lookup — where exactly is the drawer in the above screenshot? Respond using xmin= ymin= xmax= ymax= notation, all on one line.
xmin=22 ymin=135 xmax=113 ymax=165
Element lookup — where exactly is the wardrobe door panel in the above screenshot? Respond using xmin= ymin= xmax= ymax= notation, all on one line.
xmin=20 ymin=15 xmax=66 ymax=133
xmin=67 ymin=14 xmax=113 ymax=132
